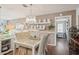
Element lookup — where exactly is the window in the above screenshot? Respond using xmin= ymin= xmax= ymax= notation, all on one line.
xmin=57 ymin=23 xmax=64 ymax=33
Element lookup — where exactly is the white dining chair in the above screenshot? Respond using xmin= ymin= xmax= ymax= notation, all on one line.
xmin=37 ymin=34 xmax=50 ymax=55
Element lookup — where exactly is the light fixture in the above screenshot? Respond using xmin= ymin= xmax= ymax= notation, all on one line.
xmin=23 ymin=4 xmax=36 ymax=23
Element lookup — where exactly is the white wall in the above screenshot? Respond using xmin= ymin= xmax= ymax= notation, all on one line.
xmin=76 ymin=8 xmax=79 ymax=28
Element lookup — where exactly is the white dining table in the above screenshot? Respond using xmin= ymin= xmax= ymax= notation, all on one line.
xmin=13 ymin=39 xmax=41 ymax=55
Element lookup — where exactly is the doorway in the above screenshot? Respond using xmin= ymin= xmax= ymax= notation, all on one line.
xmin=56 ymin=20 xmax=67 ymax=39
xmin=54 ymin=15 xmax=72 ymax=54
xmin=55 ymin=15 xmax=72 ymax=41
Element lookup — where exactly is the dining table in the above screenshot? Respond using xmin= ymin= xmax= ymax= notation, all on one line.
xmin=13 ymin=37 xmax=41 ymax=55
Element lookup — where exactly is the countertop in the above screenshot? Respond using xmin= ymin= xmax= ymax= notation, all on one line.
xmin=0 ymin=33 xmax=12 ymax=41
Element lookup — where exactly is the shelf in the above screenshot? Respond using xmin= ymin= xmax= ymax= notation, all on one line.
xmin=0 ymin=36 xmax=13 ymax=55
xmin=1 ymin=49 xmax=13 ymax=55
xmin=28 ymin=22 xmax=50 ymax=25
xmin=2 ymin=43 xmax=10 ymax=47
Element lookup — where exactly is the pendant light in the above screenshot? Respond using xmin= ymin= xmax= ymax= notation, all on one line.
xmin=27 ymin=4 xmax=36 ymax=23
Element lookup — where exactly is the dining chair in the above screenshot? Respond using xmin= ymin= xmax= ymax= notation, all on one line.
xmin=37 ymin=34 xmax=50 ymax=55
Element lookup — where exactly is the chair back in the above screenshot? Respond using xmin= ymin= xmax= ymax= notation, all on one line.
xmin=38 ymin=34 xmax=50 ymax=55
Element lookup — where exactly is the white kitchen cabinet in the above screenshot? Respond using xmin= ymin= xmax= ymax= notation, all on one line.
xmin=0 ymin=35 xmax=14 ymax=55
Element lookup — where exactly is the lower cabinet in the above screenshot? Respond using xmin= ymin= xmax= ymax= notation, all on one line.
xmin=0 ymin=38 xmax=13 ymax=55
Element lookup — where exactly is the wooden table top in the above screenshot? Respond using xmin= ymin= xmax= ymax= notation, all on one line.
xmin=15 ymin=38 xmax=40 ymax=48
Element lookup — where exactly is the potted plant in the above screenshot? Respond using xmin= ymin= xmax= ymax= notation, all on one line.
xmin=48 ymin=24 xmax=55 ymax=30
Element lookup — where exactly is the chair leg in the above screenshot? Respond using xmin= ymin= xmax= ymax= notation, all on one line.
xmin=13 ymin=43 xmax=16 ymax=55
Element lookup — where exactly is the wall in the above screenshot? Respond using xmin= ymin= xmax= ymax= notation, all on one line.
xmin=36 ymin=10 xmax=76 ymax=26
xmin=8 ymin=18 xmax=26 ymax=31
xmin=13 ymin=18 xmax=26 ymax=24
xmin=78 ymin=16 xmax=79 ymax=26
xmin=9 ymin=10 xmax=76 ymax=28
xmin=76 ymin=8 xmax=79 ymax=28
xmin=8 ymin=10 xmax=76 ymax=46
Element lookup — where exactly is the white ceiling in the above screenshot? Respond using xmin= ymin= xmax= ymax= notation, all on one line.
xmin=0 ymin=4 xmax=79 ymax=20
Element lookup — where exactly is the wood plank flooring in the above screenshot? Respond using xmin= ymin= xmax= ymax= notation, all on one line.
xmin=5 ymin=38 xmax=69 ymax=55
xmin=47 ymin=38 xmax=69 ymax=55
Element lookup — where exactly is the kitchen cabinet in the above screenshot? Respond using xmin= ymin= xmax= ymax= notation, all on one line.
xmin=0 ymin=34 xmax=14 ymax=55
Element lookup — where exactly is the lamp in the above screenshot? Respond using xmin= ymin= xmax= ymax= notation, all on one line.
xmin=23 ymin=4 xmax=36 ymax=23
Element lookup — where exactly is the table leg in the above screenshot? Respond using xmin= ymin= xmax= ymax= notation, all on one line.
xmin=0 ymin=41 xmax=1 ymax=55
xmin=32 ymin=46 xmax=35 ymax=55
xmin=13 ymin=43 xmax=16 ymax=55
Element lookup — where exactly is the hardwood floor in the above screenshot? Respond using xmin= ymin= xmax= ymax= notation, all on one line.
xmin=47 ymin=38 xmax=69 ymax=55
xmin=5 ymin=38 xmax=69 ymax=55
